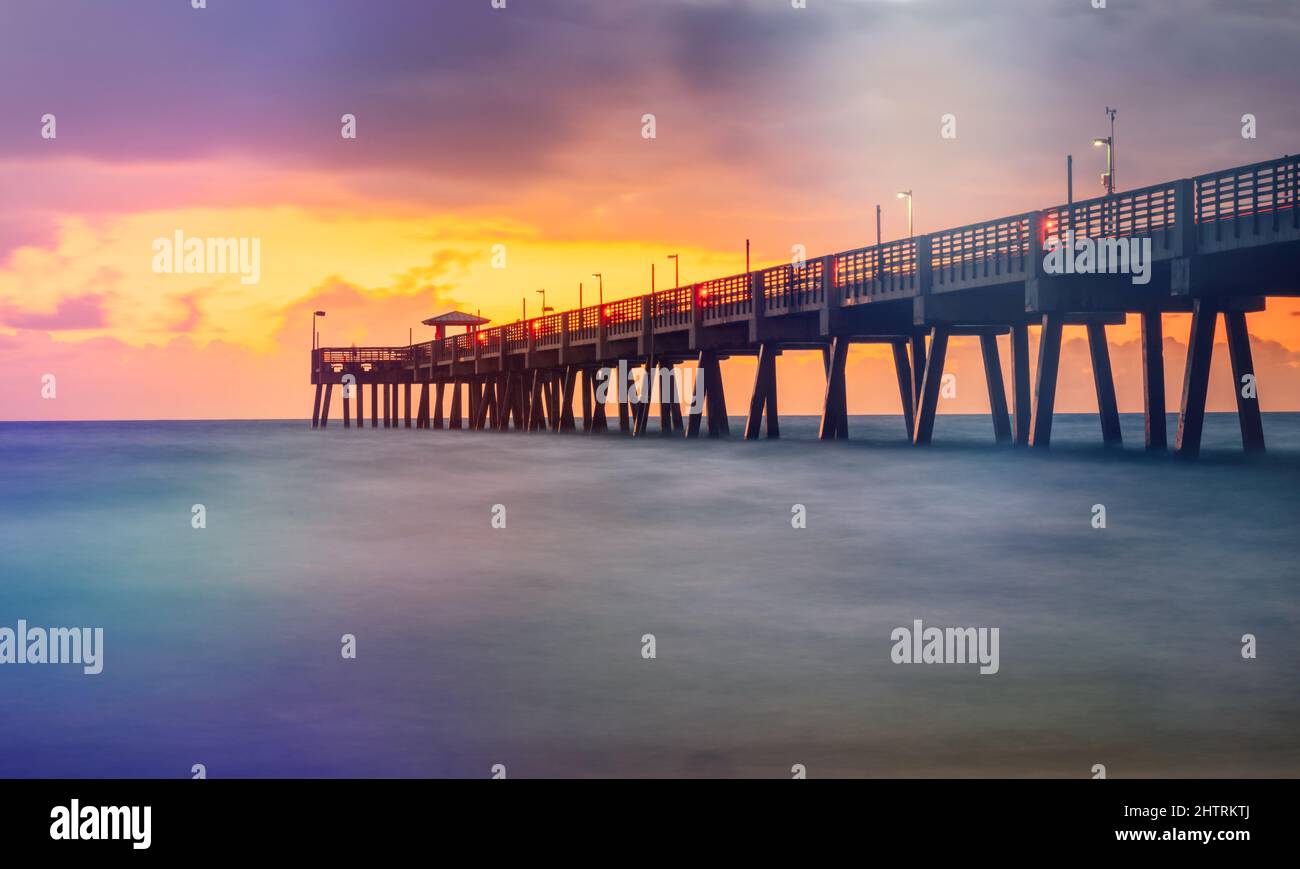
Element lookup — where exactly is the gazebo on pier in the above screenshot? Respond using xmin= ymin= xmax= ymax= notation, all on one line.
xmin=422 ymin=310 xmax=490 ymax=340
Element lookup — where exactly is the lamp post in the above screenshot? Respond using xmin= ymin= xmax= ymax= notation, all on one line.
xmin=1092 ymin=136 xmax=1114 ymax=195
xmin=896 ymin=190 xmax=914 ymax=238
xmin=591 ymin=273 xmax=603 ymax=306
xmin=312 ymin=310 xmax=325 ymax=376
xmin=667 ymin=253 xmax=679 ymax=288
xmin=536 ymin=288 xmax=553 ymax=314
xmin=1093 ymin=107 xmax=1117 ymax=196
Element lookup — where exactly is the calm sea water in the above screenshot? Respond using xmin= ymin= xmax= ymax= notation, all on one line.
xmin=1 ymin=413 xmax=1298 ymax=778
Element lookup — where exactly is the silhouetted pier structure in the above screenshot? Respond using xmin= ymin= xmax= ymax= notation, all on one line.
xmin=311 ymin=153 xmax=1299 ymax=457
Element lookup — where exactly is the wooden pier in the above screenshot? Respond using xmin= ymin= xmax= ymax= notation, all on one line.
xmin=311 ymin=153 xmax=1300 ymax=457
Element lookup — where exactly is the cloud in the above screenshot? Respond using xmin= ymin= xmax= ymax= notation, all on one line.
xmin=0 ymin=292 xmax=109 ymax=330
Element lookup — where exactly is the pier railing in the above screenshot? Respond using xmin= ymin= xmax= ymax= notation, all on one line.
xmin=317 ymin=153 xmax=1298 ymax=370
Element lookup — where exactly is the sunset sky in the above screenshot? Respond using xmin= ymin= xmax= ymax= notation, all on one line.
xmin=2 ymin=0 xmax=1299 ymax=420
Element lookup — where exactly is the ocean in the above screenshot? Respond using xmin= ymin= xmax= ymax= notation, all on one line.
xmin=1 ymin=413 xmax=1298 ymax=778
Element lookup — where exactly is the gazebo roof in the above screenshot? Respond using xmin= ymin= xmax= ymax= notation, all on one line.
xmin=421 ymin=310 xmax=490 ymax=327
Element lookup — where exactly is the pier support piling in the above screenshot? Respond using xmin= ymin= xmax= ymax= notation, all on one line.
xmin=910 ymin=333 xmax=927 ymax=410
xmin=912 ymin=327 xmax=949 ymax=445
xmin=1087 ymin=322 xmax=1123 ymax=447
xmin=450 ymin=380 xmax=463 ymax=430
xmin=589 ymin=369 xmax=609 ymax=432
xmin=473 ymin=380 xmax=493 ymax=430
xmin=1141 ymin=312 xmax=1167 ymax=450
xmin=311 ymin=384 xmax=322 ymax=429
xmin=1223 ymin=309 xmax=1265 ymax=452
xmin=581 ymin=368 xmax=593 ymax=432
xmin=560 ymin=366 xmax=578 ymax=432
xmin=705 ymin=352 xmax=729 ymax=437
xmin=892 ymin=340 xmax=914 ymax=438
xmin=527 ymin=371 xmax=545 ymax=431
xmin=1176 ymin=300 xmax=1216 ymax=458
xmin=1030 ymin=315 xmax=1063 ymax=449
xmin=980 ymin=333 xmax=1012 ymax=444
xmin=819 ymin=337 xmax=849 ymax=440
xmin=320 ymin=384 xmax=333 ymax=428
xmin=1010 ymin=323 xmax=1031 ymax=447
xmin=745 ymin=343 xmax=779 ymax=440
xmin=633 ymin=359 xmax=653 ymax=436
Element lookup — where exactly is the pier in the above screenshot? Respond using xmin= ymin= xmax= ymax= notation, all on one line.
xmin=311 ymin=153 xmax=1299 ymax=457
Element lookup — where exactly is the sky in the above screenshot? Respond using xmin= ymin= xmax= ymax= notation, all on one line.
xmin=2 ymin=0 xmax=1299 ymax=420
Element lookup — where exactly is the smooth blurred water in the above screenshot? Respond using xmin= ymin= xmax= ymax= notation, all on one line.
xmin=1 ymin=413 xmax=1298 ymax=778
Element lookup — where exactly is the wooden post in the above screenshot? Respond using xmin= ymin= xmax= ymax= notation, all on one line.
xmin=1223 ymin=309 xmax=1264 ymax=452
xmin=433 ymin=382 xmax=445 ymax=429
xmin=581 ymin=368 xmax=593 ymax=432
xmin=1030 ymin=315 xmax=1064 ymax=449
xmin=704 ymin=352 xmax=729 ymax=437
xmin=590 ymin=369 xmax=609 ymax=433
xmin=559 ymin=367 xmax=577 ymax=431
xmin=382 ymin=383 xmax=391 ymax=428
xmin=617 ymin=370 xmax=631 ymax=434
xmin=369 ymin=382 xmax=378 ymax=428
xmin=497 ymin=375 xmax=515 ymax=432
xmin=357 ymin=382 xmax=367 ymax=429
xmin=1141 ymin=312 xmax=1167 ymax=450
xmin=658 ymin=362 xmax=674 ymax=435
xmin=669 ymin=365 xmax=684 ymax=432
xmin=891 ymin=340 xmax=914 ymax=438
xmin=1010 ymin=323 xmax=1031 ymax=447
xmin=1175 ymin=300 xmax=1216 ymax=458
xmin=449 ymin=379 xmax=463 ymax=430
xmin=473 ymin=380 xmax=493 ymax=430
xmin=633 ymin=359 xmax=653 ymax=436
xmin=1087 ymin=322 xmax=1122 ymax=446
xmin=311 ymin=384 xmax=322 ymax=429
xmin=910 ymin=333 xmax=927 ymax=408
xmin=765 ymin=353 xmax=779 ymax=440
xmin=527 ymin=370 xmax=545 ymax=431
xmin=343 ymin=384 xmax=352 ymax=428
xmin=686 ymin=360 xmax=705 ymax=438
xmin=819 ymin=337 xmax=849 ymax=440
xmin=686 ymin=354 xmax=712 ymax=439
xmin=980 ymin=334 xmax=1012 ymax=444
xmin=320 ymin=384 xmax=333 ymax=428
xmin=912 ymin=327 xmax=949 ymax=445
xmin=745 ymin=343 xmax=779 ymax=439
xmin=549 ymin=373 xmax=562 ymax=432
xmin=403 ymin=383 xmax=412 ymax=428
xmin=488 ymin=376 xmax=503 ymax=429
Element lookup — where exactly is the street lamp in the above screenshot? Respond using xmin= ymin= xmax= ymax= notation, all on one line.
xmin=1092 ymin=138 xmax=1112 ymax=194
xmin=667 ymin=253 xmax=679 ymax=288
xmin=312 ymin=310 xmax=326 ymax=350
xmin=896 ymin=190 xmax=914 ymax=238
xmin=536 ymin=288 xmax=553 ymax=314
xmin=1094 ymin=107 xmax=1117 ymax=195
xmin=591 ymin=273 xmax=603 ymax=305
